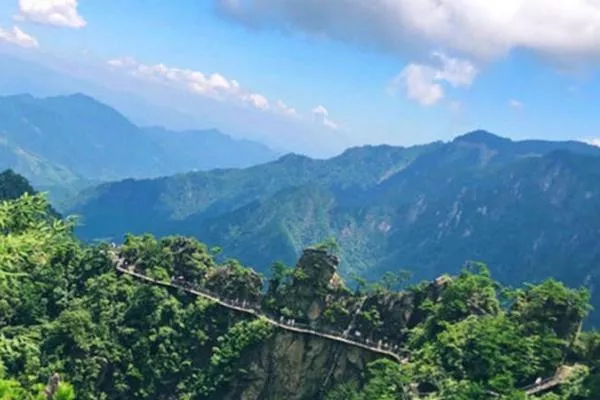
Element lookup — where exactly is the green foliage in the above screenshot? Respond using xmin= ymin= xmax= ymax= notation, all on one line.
xmin=510 ymin=280 xmax=591 ymax=340
xmin=313 ymin=237 xmax=340 ymax=254
xmin=0 ymin=193 xmax=276 ymax=399
xmin=326 ymin=359 xmax=411 ymax=400
xmin=348 ymin=272 xmax=370 ymax=295
xmin=70 ymin=132 xmax=600 ymax=329
xmin=376 ymin=270 xmax=412 ymax=292
xmin=0 ymin=365 xmax=75 ymax=400
xmin=322 ymin=301 xmax=351 ymax=324
xmin=2 ymin=187 xmax=600 ymax=400
xmin=0 ymin=169 xmax=36 ymax=202
xmin=0 ymin=94 xmax=276 ymax=203
xmin=358 ymin=307 xmax=383 ymax=331
xmin=328 ymin=266 xmax=600 ymax=399
xmin=349 ymin=270 xmax=413 ymax=295
xmin=200 ymin=318 xmax=274 ymax=396
xmin=264 ymin=261 xmax=295 ymax=312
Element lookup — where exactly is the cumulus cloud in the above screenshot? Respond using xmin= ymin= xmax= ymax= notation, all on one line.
xmin=312 ymin=105 xmax=339 ymax=130
xmin=431 ymin=52 xmax=478 ymax=87
xmin=509 ymin=99 xmax=524 ymax=111
xmin=216 ymin=0 xmax=600 ymax=65
xmin=389 ymin=52 xmax=477 ymax=106
xmin=391 ymin=64 xmax=443 ymax=106
xmin=0 ymin=25 xmax=39 ymax=48
xmin=243 ymin=93 xmax=269 ymax=110
xmin=108 ymin=57 xmax=311 ymax=117
xmin=16 ymin=0 xmax=86 ymax=29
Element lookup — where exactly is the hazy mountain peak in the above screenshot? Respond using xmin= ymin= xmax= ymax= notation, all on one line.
xmin=275 ymin=153 xmax=312 ymax=164
xmin=453 ymin=130 xmax=511 ymax=146
xmin=0 ymin=91 xmax=278 ymax=192
xmin=1 ymin=93 xmax=35 ymax=101
xmin=64 ymin=92 xmax=96 ymax=100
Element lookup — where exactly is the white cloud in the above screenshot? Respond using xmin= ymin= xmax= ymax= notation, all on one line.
xmin=107 ymin=57 xmax=301 ymax=115
xmin=16 ymin=0 xmax=86 ymax=29
xmin=582 ymin=138 xmax=600 ymax=147
xmin=312 ymin=105 xmax=339 ymax=130
xmin=244 ymin=93 xmax=269 ymax=110
xmin=312 ymin=105 xmax=329 ymax=116
xmin=107 ymin=57 xmax=137 ymax=68
xmin=392 ymin=64 xmax=443 ymax=106
xmin=0 ymin=25 xmax=39 ymax=48
xmin=216 ymin=0 xmax=600 ymax=65
xmin=323 ymin=119 xmax=339 ymax=130
xmin=275 ymin=100 xmax=299 ymax=117
xmin=389 ymin=52 xmax=477 ymax=106
xmin=509 ymin=99 xmax=524 ymax=111
xmin=431 ymin=52 xmax=478 ymax=87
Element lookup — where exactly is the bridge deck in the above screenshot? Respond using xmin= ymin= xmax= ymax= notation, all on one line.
xmin=111 ymin=252 xmax=570 ymax=395
xmin=115 ymin=264 xmax=406 ymax=363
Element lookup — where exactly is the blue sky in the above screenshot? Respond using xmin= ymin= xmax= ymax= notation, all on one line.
xmin=1 ymin=0 xmax=600 ymax=156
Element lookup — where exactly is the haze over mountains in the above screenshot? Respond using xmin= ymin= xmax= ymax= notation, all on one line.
xmin=0 ymin=92 xmax=278 ymax=201
xmin=68 ymin=128 xmax=600 ymax=325
xmin=2 ymin=85 xmax=600 ymax=327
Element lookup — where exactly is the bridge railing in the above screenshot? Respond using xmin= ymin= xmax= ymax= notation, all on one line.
xmin=114 ymin=256 xmax=569 ymax=395
xmin=114 ymin=261 xmax=408 ymax=360
xmin=521 ymin=377 xmax=557 ymax=394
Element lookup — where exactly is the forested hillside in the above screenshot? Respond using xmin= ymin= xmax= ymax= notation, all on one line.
xmin=1 ymin=176 xmax=600 ymax=399
xmin=0 ymin=93 xmax=277 ymax=202
xmin=69 ymin=131 xmax=600 ymax=326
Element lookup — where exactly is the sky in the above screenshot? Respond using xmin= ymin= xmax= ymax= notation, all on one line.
xmin=1 ymin=0 xmax=600 ymax=156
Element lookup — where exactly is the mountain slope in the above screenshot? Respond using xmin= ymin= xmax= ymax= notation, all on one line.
xmin=69 ymin=131 xmax=600 ymax=325
xmin=141 ymin=126 xmax=278 ymax=171
xmin=0 ymin=93 xmax=278 ymax=200
xmin=69 ymin=142 xmax=439 ymax=237
xmin=0 ymin=168 xmax=36 ymax=200
xmin=0 ymin=93 xmax=166 ymax=180
xmin=2 ymin=189 xmax=599 ymax=399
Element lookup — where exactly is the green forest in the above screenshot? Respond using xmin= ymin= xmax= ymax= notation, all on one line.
xmin=69 ymin=132 xmax=600 ymax=329
xmin=1 ymin=175 xmax=600 ymax=399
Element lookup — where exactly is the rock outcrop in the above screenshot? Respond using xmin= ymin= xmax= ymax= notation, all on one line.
xmin=215 ymin=250 xmax=454 ymax=399
xmin=280 ymin=248 xmax=346 ymax=323
xmin=221 ymin=332 xmax=377 ymax=400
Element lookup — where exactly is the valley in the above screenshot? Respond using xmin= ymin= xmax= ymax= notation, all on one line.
xmin=67 ymin=129 xmax=600 ymax=327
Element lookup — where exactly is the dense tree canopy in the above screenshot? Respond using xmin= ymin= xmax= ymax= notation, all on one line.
xmin=327 ymin=267 xmax=599 ymax=399
xmin=0 ymin=190 xmax=599 ymax=399
xmin=0 ymin=193 xmax=273 ymax=399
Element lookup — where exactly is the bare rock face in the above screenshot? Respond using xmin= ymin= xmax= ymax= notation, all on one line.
xmin=221 ymin=332 xmax=377 ymax=400
xmin=204 ymin=261 xmax=264 ymax=303
xmin=354 ymin=275 xmax=453 ymax=341
xmin=297 ymin=248 xmax=342 ymax=290
xmin=213 ymin=249 xmax=457 ymax=400
xmin=281 ymin=249 xmax=346 ymax=323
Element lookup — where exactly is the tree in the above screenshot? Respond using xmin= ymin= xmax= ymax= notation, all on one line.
xmin=313 ymin=237 xmax=340 ymax=254
xmin=349 ymin=272 xmax=368 ymax=295
xmin=510 ymin=280 xmax=591 ymax=341
xmin=266 ymin=261 xmax=292 ymax=300
xmin=375 ymin=270 xmax=413 ymax=292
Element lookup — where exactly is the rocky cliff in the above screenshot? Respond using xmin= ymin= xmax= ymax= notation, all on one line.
xmin=215 ymin=248 xmax=452 ymax=399
xmin=222 ymin=332 xmax=377 ymax=400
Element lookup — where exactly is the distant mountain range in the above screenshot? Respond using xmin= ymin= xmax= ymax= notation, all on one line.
xmin=0 ymin=92 xmax=278 ymax=203
xmin=67 ymin=130 xmax=600 ymax=326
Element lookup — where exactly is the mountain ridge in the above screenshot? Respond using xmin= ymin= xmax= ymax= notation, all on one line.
xmin=68 ymin=130 xmax=600 ymax=329
xmin=0 ymin=92 xmax=278 ymax=202
xmin=3 ymin=184 xmax=599 ymax=398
